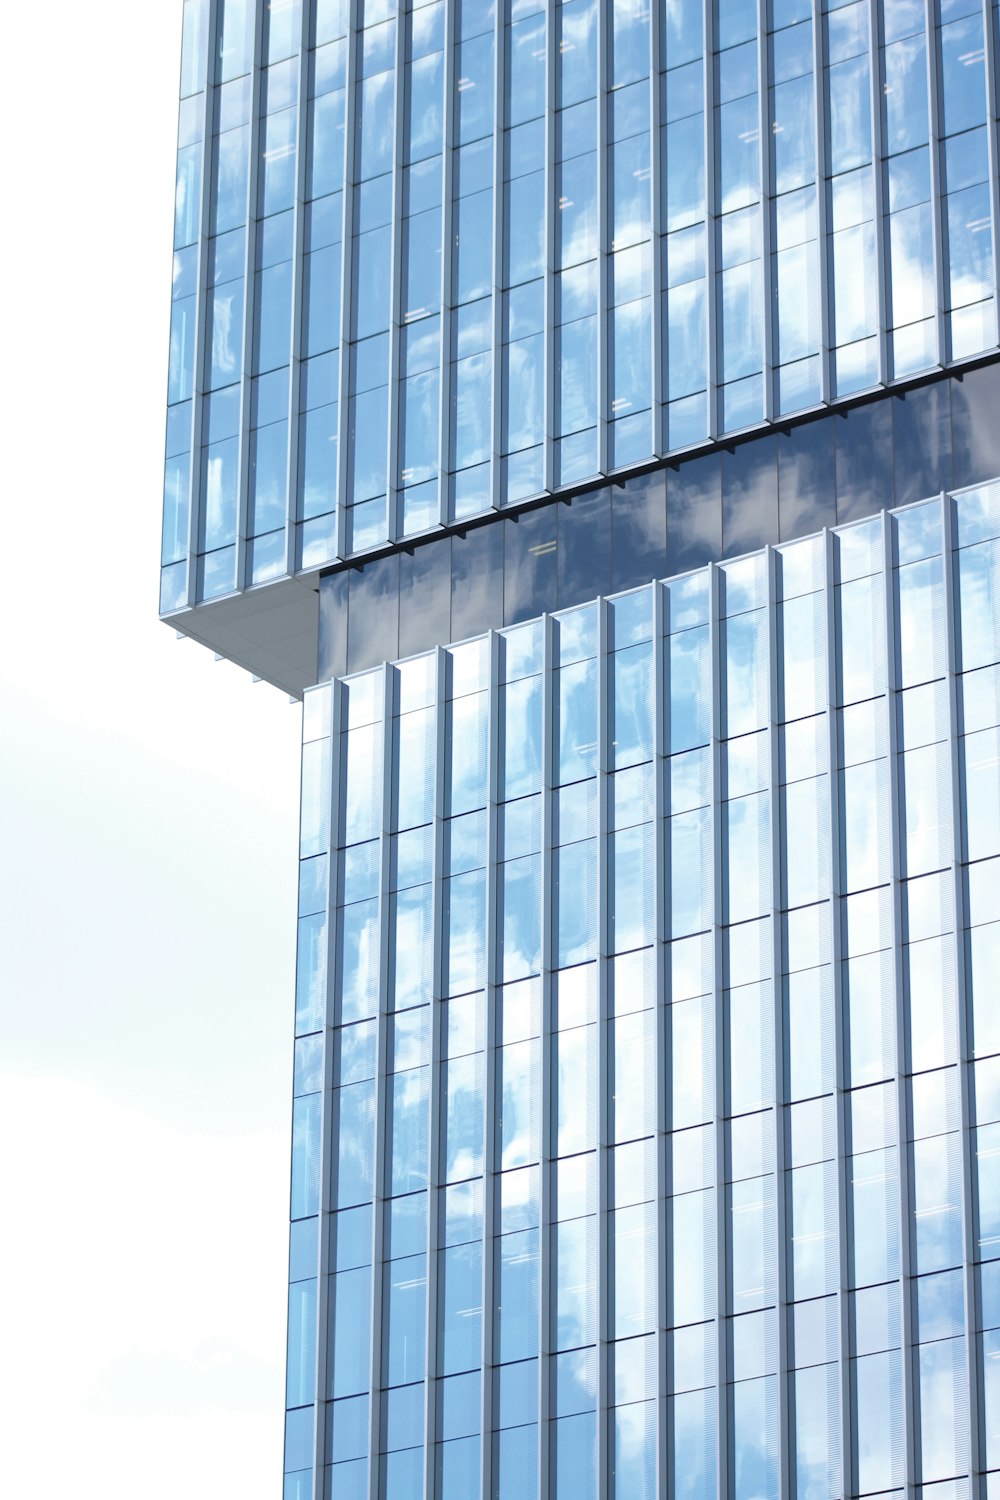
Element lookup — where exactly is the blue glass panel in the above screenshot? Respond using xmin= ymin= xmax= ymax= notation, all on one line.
xmin=180 ymin=0 xmax=210 ymax=96
xmin=451 ymin=350 xmax=491 ymax=469
xmin=670 ymin=1188 xmax=715 ymax=1323
xmin=557 ymin=314 xmax=599 ymax=435
xmin=458 ymin=32 xmax=495 ymax=143
xmin=667 ymin=456 xmax=722 ymax=573
xmin=213 ymin=125 xmax=250 ymax=233
xmin=495 ymin=1422 xmax=539 ymax=1500
xmin=508 ymin=14 xmax=546 ymax=123
xmin=437 ymin=1435 xmax=480 ymax=1498
xmin=334 ymin=1080 xmax=376 ymax=1208
xmin=329 ymin=1265 xmax=372 ymax=1397
xmin=174 ymin=143 xmax=203 ymax=249
xmin=384 ymin=1253 xmax=427 ymax=1384
xmin=504 ymin=510 xmax=559 ymax=626
xmin=497 ymin=1228 xmax=540 ymax=1363
xmin=284 ymin=1405 xmax=315 ymax=1473
xmin=250 ymin=419 xmax=288 ymax=534
xmin=440 ymin=1241 xmax=483 ymax=1374
xmin=552 ymin=1412 xmax=595 ymax=1498
xmin=671 ymin=1387 xmax=717 ymax=1500
xmin=451 ymin=525 xmax=504 ymax=639
xmin=453 ymin=189 xmax=493 ymax=304
xmin=940 ymin=14 xmax=987 ymax=136
xmin=853 ymin=1348 xmax=904 ymax=1490
xmin=260 ymin=106 xmax=297 ymax=217
xmin=730 ymin=1375 xmax=777 ymax=1499
xmin=286 ymin=1278 xmax=318 ymax=1407
xmin=347 ymin=555 xmax=400 ymax=673
xmin=505 ymin=335 xmax=545 ymax=452
xmin=722 ymin=434 xmax=778 ymax=555
xmin=828 ymin=57 xmax=872 ymax=175
xmin=389 ymin=1067 xmax=430 ymax=1194
xmin=310 ymin=90 xmax=346 ymax=199
xmin=558 ymin=153 xmax=598 ymax=267
xmin=883 ymin=34 xmax=929 ymax=154
xmin=556 ymin=839 xmax=597 ymax=967
xmin=615 ymin=1398 xmax=655 ymax=1500
xmin=664 ymin=113 xmax=706 ymax=231
xmin=834 ymin=399 xmax=893 ymax=524
xmin=291 ymin=1092 xmax=322 ymax=1219
xmin=168 ymin=295 xmax=197 ymax=405
xmin=407 ymin=51 xmax=443 ymax=163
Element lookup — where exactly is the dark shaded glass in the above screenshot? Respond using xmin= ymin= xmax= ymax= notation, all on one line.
xmin=399 ymin=541 xmax=452 ymax=656
xmin=834 ymin=400 xmax=893 ymax=524
xmin=311 ymin=362 xmax=1000 ymax=679
xmin=722 ymin=433 xmax=778 ymax=554
xmin=777 ymin=416 xmax=836 ymax=540
xmin=951 ymin=362 xmax=1000 ymax=491
xmin=892 ymin=381 xmax=952 ymax=507
xmin=611 ymin=468 xmax=667 ymax=592
xmin=558 ymin=487 xmax=611 ymax=607
xmin=452 ymin=525 xmax=504 ymax=642
xmin=504 ymin=508 xmax=559 ymax=625
xmin=319 ymin=569 xmax=349 ymax=679
xmin=348 ymin=554 xmax=399 ymax=672
xmin=666 ymin=453 xmax=722 ymax=574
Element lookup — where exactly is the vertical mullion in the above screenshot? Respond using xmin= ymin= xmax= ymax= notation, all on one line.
xmin=385 ymin=0 xmax=408 ymax=545
xmin=881 ymin=512 xmax=917 ymax=1500
xmin=867 ymin=0 xmax=889 ymax=386
xmin=709 ymin=561 xmax=728 ymax=1500
xmin=437 ymin=0 xmax=457 ymax=528
xmin=235 ymin=0 xmax=267 ymax=592
xmin=766 ymin=547 xmax=789 ymax=1500
xmin=653 ymin=582 xmax=670 ymax=1496
xmin=284 ymin=0 xmax=313 ymax=577
xmin=704 ymin=0 xmax=719 ymax=442
xmin=481 ymin=629 xmax=502 ymax=1500
xmin=184 ymin=0 xmax=220 ymax=608
xmin=423 ymin=646 xmax=448 ymax=1500
xmin=758 ymin=0 xmax=775 ymax=424
xmin=941 ymin=491 xmax=982 ymax=1491
xmin=313 ymin=679 xmax=345 ymax=1499
xmin=812 ymin=0 xmax=831 ymax=407
xmin=596 ymin=598 xmax=611 ymax=1500
xmin=596 ymin=0 xmax=610 ymax=475
xmin=825 ymin=530 xmax=853 ymax=1500
xmin=543 ymin=0 xmax=556 ymax=494
xmin=538 ymin=614 xmax=555 ymax=1500
xmin=981 ymin=0 xmax=1000 ymax=322
xmin=649 ymin=0 xmax=664 ymax=455
xmin=924 ymin=0 xmax=947 ymax=367
xmin=367 ymin=662 xmax=395 ymax=1500
xmin=490 ymin=0 xmax=506 ymax=510
xmin=335 ymin=0 xmax=361 ymax=560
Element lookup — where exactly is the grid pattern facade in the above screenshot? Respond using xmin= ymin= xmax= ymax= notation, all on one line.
xmin=283 ymin=479 xmax=1000 ymax=1499
xmin=164 ymin=0 xmax=1000 ymax=615
xmin=315 ymin=359 xmax=1000 ymax=678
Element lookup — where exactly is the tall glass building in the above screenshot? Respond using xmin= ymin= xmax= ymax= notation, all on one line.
xmin=162 ymin=0 xmax=1000 ymax=1496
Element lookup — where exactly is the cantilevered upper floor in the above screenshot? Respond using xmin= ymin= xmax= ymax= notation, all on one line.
xmin=161 ymin=0 xmax=1000 ymax=692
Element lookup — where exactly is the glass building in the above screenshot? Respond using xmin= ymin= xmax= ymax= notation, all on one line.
xmin=161 ymin=0 xmax=1000 ymax=1496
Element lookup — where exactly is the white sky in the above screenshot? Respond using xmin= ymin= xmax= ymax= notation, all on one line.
xmin=0 ymin=5 xmax=302 ymax=1493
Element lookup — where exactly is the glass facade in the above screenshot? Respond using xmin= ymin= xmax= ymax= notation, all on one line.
xmin=160 ymin=2 xmax=1000 ymax=1494
xmin=317 ymin=358 xmax=1000 ymax=677
xmin=163 ymin=0 xmax=1000 ymax=616
xmin=284 ymin=480 xmax=1000 ymax=1499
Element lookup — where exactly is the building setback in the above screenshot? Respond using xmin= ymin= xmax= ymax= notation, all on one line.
xmin=162 ymin=0 xmax=1000 ymax=1496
